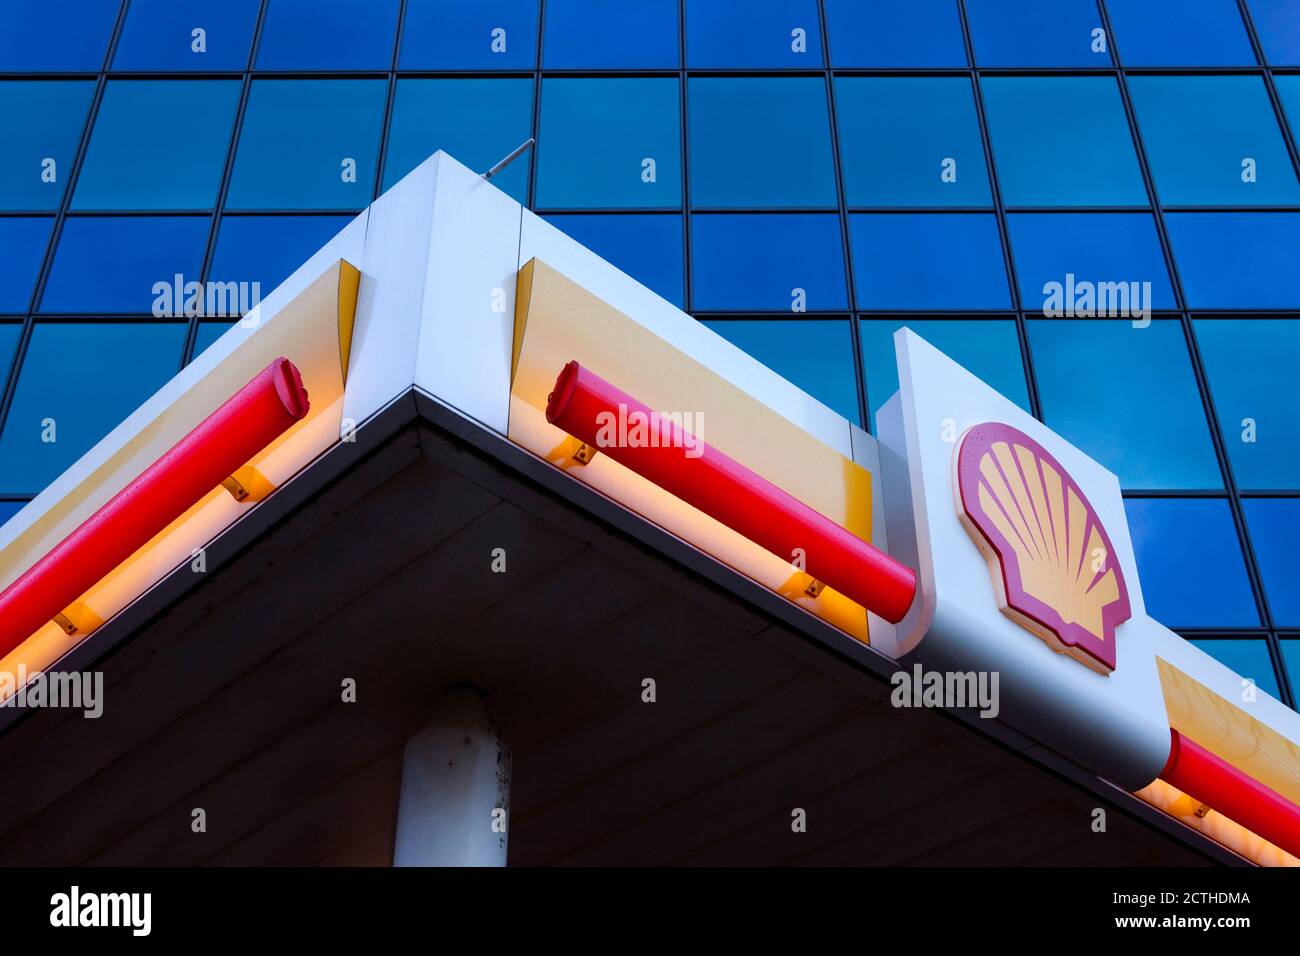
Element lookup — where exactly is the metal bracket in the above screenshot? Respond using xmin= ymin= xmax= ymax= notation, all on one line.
xmin=573 ymin=443 xmax=597 ymax=465
xmin=805 ymin=578 xmax=825 ymax=597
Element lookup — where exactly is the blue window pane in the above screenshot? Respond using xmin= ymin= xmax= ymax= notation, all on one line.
xmin=1008 ymin=213 xmax=1176 ymax=313
xmin=227 ymin=80 xmax=386 ymax=211
xmin=1191 ymin=640 xmax=1279 ymax=697
xmin=835 ymin=77 xmax=990 ymax=208
xmin=1030 ymin=320 xmax=1221 ymax=490
xmin=1276 ymin=76 xmax=1300 ymax=146
xmin=194 ymin=320 xmax=234 ymax=356
xmin=537 ymin=79 xmax=681 ymax=209
xmin=1166 ymin=213 xmax=1300 ymax=309
xmin=860 ymin=319 xmax=1029 ymax=426
xmin=1247 ymin=0 xmax=1300 ymax=65
xmin=0 ymin=323 xmax=187 ymax=495
xmin=982 ymin=77 xmax=1146 ymax=207
xmin=257 ymin=0 xmax=399 ymax=71
xmin=686 ymin=0 xmax=821 ymax=68
xmin=689 ymin=78 xmax=836 ymax=208
xmin=113 ymin=0 xmax=259 ymax=71
xmin=0 ymin=81 xmax=95 ymax=211
xmin=544 ymin=0 xmax=677 ymax=69
xmin=1243 ymin=499 xmax=1300 ymax=625
xmin=385 ymin=79 xmax=533 ymax=203
xmin=74 ymin=80 xmax=240 ymax=210
xmin=691 ymin=214 xmax=846 ymax=312
xmin=543 ymin=214 xmax=684 ymax=308
xmin=1281 ymin=641 xmax=1300 ymax=693
xmin=849 ymin=214 xmax=1010 ymax=310
xmin=400 ymin=0 xmax=538 ymax=69
xmin=1108 ymin=0 xmax=1254 ymax=65
xmin=703 ymin=320 xmax=859 ymax=425
xmin=965 ymin=0 xmax=1109 ymax=67
xmin=0 ymin=218 xmax=53 ymax=313
xmin=1125 ymin=498 xmax=1259 ymax=627
xmin=209 ymin=215 xmax=351 ymax=305
xmin=0 ymin=0 xmax=119 ymax=72
xmin=824 ymin=0 xmax=966 ymax=67
xmin=1196 ymin=319 xmax=1300 ymax=490
xmin=0 ymin=323 xmax=19 ymax=375
xmin=42 ymin=217 xmax=209 ymax=313
xmin=1130 ymin=76 xmax=1299 ymax=206
xmin=0 ymin=500 xmax=22 ymax=529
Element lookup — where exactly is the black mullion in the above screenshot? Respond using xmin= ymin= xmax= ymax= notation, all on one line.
xmin=1235 ymin=0 xmax=1300 ymax=187
xmin=370 ymin=0 xmax=410 ymax=208
xmin=526 ymin=1 xmax=545 ymax=211
xmin=955 ymin=0 xmax=1043 ymax=422
xmin=183 ymin=0 xmax=270 ymax=367
xmin=0 ymin=0 xmax=133 ymax=458
xmin=1097 ymin=0 xmax=1294 ymax=708
xmin=679 ymin=0 xmax=693 ymax=319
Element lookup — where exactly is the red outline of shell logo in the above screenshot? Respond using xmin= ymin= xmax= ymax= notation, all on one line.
xmin=954 ymin=422 xmax=1131 ymax=674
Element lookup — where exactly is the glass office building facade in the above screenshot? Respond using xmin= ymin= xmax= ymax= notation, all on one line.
xmin=0 ymin=0 xmax=1298 ymax=704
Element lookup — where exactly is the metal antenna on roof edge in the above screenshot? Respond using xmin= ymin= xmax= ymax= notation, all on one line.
xmin=481 ymin=137 xmax=535 ymax=182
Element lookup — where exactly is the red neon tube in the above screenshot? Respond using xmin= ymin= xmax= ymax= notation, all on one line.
xmin=546 ymin=361 xmax=916 ymax=623
xmin=1160 ymin=729 xmax=1300 ymax=858
xmin=0 ymin=357 xmax=309 ymax=659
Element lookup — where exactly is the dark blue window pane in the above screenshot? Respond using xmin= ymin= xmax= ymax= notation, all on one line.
xmin=703 ymin=319 xmax=859 ymax=425
xmin=0 ymin=81 xmax=95 ymax=211
xmin=1125 ymin=498 xmax=1259 ymax=627
xmin=544 ymin=0 xmax=677 ymax=68
xmin=0 ymin=218 xmax=52 ymax=313
xmin=1130 ymin=76 xmax=1299 ymax=206
xmin=965 ymin=0 xmax=1109 ymax=67
xmin=0 ymin=0 xmax=119 ymax=72
xmin=1029 ymin=320 xmax=1221 ymax=489
xmin=257 ymin=0 xmax=399 ymax=71
xmin=824 ymin=0 xmax=966 ymax=67
xmin=228 ymin=80 xmax=387 ymax=211
xmin=1196 ymin=320 xmax=1300 ymax=490
xmin=0 ymin=323 xmax=187 ymax=495
xmin=544 ymin=214 xmax=684 ymax=308
xmin=0 ymin=500 xmax=22 ymax=528
xmin=209 ymin=215 xmax=352 ymax=305
xmin=691 ymin=214 xmax=846 ymax=312
xmin=1248 ymin=0 xmax=1300 ymax=65
xmin=113 ymin=0 xmax=259 ymax=71
xmin=42 ymin=217 xmax=209 ymax=313
xmin=686 ymin=0 xmax=821 ymax=68
xmin=835 ymin=77 xmax=990 ymax=207
xmin=1166 ymin=213 xmax=1300 ymax=309
xmin=1191 ymin=640 xmax=1279 ymax=697
xmin=1276 ymin=76 xmax=1300 ymax=145
xmin=982 ymin=77 xmax=1146 ymax=206
xmin=537 ymin=79 xmax=680 ymax=209
xmin=385 ymin=79 xmax=533 ymax=203
xmin=1008 ymin=213 xmax=1176 ymax=313
xmin=860 ymin=319 xmax=1029 ymax=425
xmin=689 ymin=78 xmax=836 ymax=209
xmin=0 ymin=323 xmax=19 ymax=376
xmin=400 ymin=0 xmax=538 ymax=69
xmin=194 ymin=320 xmax=234 ymax=356
xmin=1281 ymin=641 xmax=1300 ymax=692
xmin=1108 ymin=0 xmax=1254 ymax=65
xmin=74 ymin=80 xmax=240 ymax=210
xmin=849 ymin=214 xmax=1010 ymax=310
xmin=1243 ymin=499 xmax=1300 ymax=625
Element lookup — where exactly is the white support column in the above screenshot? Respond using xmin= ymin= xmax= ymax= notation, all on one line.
xmin=393 ymin=686 xmax=511 ymax=867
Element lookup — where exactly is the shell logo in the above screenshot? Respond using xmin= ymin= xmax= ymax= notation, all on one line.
xmin=953 ymin=422 xmax=1132 ymax=674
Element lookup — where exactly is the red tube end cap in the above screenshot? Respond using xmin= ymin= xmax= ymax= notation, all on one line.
xmin=271 ymin=357 xmax=310 ymax=420
xmin=546 ymin=360 xmax=580 ymax=425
